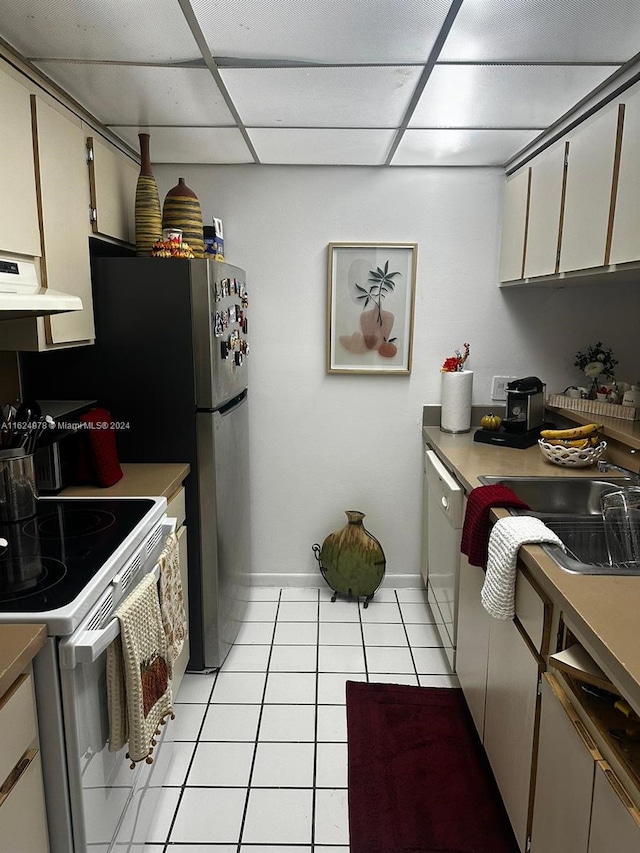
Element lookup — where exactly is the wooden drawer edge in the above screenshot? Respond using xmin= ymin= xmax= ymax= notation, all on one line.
xmin=0 ymin=748 xmax=38 ymax=807
xmin=543 ymin=672 xmax=602 ymax=760
xmin=554 ymin=669 xmax=640 ymax=809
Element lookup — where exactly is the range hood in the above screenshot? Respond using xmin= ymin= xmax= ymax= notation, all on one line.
xmin=0 ymin=255 xmax=83 ymax=320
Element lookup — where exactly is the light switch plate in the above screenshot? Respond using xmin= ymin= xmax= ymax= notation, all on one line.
xmin=491 ymin=375 xmax=518 ymax=401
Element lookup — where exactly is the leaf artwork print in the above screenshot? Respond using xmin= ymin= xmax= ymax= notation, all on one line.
xmin=339 ymin=260 xmax=402 ymax=359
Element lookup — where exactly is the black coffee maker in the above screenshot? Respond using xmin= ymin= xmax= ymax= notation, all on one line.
xmin=503 ymin=376 xmax=546 ymax=434
xmin=474 ymin=376 xmax=547 ymax=449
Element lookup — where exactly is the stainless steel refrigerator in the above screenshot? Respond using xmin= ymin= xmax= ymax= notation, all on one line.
xmin=20 ymin=256 xmax=251 ymax=670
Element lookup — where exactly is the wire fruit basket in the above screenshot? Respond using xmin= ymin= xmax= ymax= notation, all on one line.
xmin=538 ymin=439 xmax=607 ymax=468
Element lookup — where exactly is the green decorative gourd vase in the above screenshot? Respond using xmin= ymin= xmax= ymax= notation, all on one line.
xmin=313 ymin=510 xmax=386 ymax=607
xmin=162 ymin=177 xmax=205 ymax=258
xmin=134 ymin=133 xmax=162 ymax=257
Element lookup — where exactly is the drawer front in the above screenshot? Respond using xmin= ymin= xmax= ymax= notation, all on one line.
xmin=0 ymin=750 xmax=49 ymax=853
xmin=515 ymin=571 xmax=546 ymax=653
xmin=0 ymin=674 xmax=37 ymax=786
xmin=167 ymin=486 xmax=186 ymax=528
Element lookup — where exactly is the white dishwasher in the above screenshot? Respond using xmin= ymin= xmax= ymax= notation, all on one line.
xmin=422 ymin=449 xmax=465 ymax=670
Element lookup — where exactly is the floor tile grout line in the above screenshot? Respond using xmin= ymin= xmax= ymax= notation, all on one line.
xmin=160 ymin=664 xmax=222 ymax=848
xmin=396 ymin=589 xmax=421 ymax=681
xmin=236 ymin=589 xmax=282 ymax=852
xmin=311 ymin=587 xmax=320 ymax=849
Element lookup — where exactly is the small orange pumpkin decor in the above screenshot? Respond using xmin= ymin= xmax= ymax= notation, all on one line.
xmin=481 ymin=412 xmax=502 ymax=431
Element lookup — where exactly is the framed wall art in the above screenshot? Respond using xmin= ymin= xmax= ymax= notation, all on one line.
xmin=327 ymin=242 xmax=417 ymax=374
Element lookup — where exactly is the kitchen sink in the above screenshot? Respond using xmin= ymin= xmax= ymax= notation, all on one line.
xmin=478 ymin=475 xmax=637 ymax=516
xmin=479 ymin=475 xmax=639 ymax=575
xmin=531 ymin=514 xmax=640 ymax=575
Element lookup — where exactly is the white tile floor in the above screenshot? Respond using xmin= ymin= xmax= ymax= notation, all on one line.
xmin=144 ymin=585 xmax=458 ymax=852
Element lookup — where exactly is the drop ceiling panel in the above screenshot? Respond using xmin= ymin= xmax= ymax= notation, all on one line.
xmin=410 ymin=64 xmax=618 ymax=128
xmin=440 ymin=0 xmax=640 ymax=62
xmin=247 ymin=128 xmax=396 ymax=165
xmin=221 ymin=67 xmax=422 ymax=128
xmin=0 ymin=0 xmax=200 ymax=62
xmin=392 ymin=129 xmax=541 ymax=166
xmin=191 ymin=0 xmax=452 ymax=63
xmin=34 ymin=63 xmax=235 ymax=126
xmin=110 ymin=126 xmax=254 ymax=164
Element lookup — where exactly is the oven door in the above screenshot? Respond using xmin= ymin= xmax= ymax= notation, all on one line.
xmin=56 ymin=518 xmax=176 ymax=853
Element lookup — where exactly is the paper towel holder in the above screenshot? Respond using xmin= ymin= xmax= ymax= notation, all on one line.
xmin=440 ymin=369 xmax=473 ymax=434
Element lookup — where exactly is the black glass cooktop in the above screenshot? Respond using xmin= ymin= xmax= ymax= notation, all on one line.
xmin=0 ymin=499 xmax=155 ymax=612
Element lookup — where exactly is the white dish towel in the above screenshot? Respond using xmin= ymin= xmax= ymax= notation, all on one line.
xmin=482 ymin=516 xmax=564 ymax=620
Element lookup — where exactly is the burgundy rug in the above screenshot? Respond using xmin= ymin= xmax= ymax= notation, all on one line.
xmin=346 ymin=681 xmax=519 ymax=853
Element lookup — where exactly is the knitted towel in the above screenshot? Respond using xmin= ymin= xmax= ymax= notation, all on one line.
xmin=461 ymin=485 xmax=530 ymax=568
xmin=158 ymin=532 xmax=186 ymax=677
xmin=482 ymin=516 xmax=564 ymax=620
xmin=106 ymin=573 xmax=174 ymax=766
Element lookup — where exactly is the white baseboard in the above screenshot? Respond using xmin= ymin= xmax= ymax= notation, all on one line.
xmin=250 ymin=572 xmax=424 ymax=589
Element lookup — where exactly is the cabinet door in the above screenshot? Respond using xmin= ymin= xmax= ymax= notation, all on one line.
xmin=530 ymin=674 xmax=596 ymax=853
xmin=523 ymin=142 xmax=566 ymax=278
xmin=609 ymin=86 xmax=640 ymax=265
xmin=33 ymin=96 xmax=94 ymax=344
xmin=588 ymin=761 xmax=640 ymax=853
xmin=559 ymin=104 xmax=621 ymax=272
xmin=483 ymin=617 xmax=540 ymax=851
xmin=455 ymin=554 xmax=490 ymax=738
xmin=88 ymin=135 xmax=138 ymax=244
xmin=0 ymin=68 xmax=40 ymax=257
xmin=498 ymin=168 xmax=530 ymax=282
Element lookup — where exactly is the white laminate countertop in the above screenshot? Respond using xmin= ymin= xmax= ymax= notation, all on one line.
xmin=423 ymin=426 xmax=640 ymax=717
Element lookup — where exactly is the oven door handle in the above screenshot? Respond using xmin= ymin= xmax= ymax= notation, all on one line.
xmin=59 ymin=518 xmax=177 ymax=668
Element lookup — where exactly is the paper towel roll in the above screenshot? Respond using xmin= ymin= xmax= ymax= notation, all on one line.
xmin=440 ymin=370 xmax=473 ymax=433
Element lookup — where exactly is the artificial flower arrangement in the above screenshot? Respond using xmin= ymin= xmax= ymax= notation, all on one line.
xmin=441 ymin=342 xmax=470 ymax=372
xmin=574 ymin=342 xmax=618 ymax=397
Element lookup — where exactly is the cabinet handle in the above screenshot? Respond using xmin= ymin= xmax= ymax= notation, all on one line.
xmin=601 ymin=763 xmax=635 ymax=812
xmin=572 ymin=716 xmax=597 ymax=752
xmin=0 ymin=749 xmax=37 ymax=807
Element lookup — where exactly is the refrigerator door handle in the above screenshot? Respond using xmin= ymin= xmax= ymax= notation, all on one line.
xmin=218 ymin=389 xmax=248 ymax=416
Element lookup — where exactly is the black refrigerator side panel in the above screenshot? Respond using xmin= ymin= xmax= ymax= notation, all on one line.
xmin=21 ymin=258 xmax=199 ymax=462
xmin=19 ymin=257 xmax=209 ymax=669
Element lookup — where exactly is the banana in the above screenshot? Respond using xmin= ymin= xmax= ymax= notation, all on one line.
xmin=540 ymin=423 xmax=603 ymax=440
xmin=543 ymin=437 xmax=591 ymax=449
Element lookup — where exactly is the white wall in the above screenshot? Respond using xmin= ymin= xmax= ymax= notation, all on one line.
xmin=155 ymin=165 xmax=640 ymax=586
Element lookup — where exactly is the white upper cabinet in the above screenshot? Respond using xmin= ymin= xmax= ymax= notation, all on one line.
xmin=524 ymin=142 xmax=566 ymax=279
xmin=498 ymin=168 xmax=529 ymax=282
xmin=33 ymin=96 xmax=94 ymax=345
xmin=609 ymin=85 xmax=640 ymax=266
xmin=87 ymin=133 xmax=138 ymax=244
xmin=0 ymin=67 xmax=40 ymax=257
xmin=559 ymin=102 xmax=621 ymax=273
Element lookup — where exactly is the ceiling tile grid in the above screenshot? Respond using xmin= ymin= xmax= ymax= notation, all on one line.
xmin=0 ymin=0 xmax=637 ymax=166
xmin=34 ymin=62 xmax=236 ymax=127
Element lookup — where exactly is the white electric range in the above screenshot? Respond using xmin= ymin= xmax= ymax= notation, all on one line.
xmin=0 ymin=496 xmax=173 ymax=853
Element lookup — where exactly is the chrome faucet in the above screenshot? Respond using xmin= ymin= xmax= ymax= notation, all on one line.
xmin=597 ymin=458 xmax=640 ymax=485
